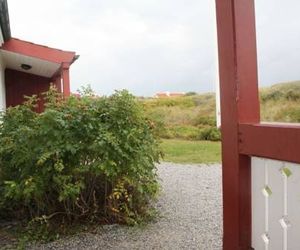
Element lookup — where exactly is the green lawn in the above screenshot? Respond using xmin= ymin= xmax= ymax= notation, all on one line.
xmin=161 ymin=139 xmax=221 ymax=164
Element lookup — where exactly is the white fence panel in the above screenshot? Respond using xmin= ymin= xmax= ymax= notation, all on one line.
xmin=267 ymin=160 xmax=283 ymax=250
xmin=286 ymin=162 xmax=300 ymax=250
xmin=252 ymin=157 xmax=265 ymax=250
xmin=252 ymin=157 xmax=300 ymax=250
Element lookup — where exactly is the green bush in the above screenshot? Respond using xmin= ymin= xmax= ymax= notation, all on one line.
xmin=198 ymin=127 xmax=221 ymax=141
xmin=185 ymin=91 xmax=197 ymax=96
xmin=193 ymin=116 xmax=216 ymax=127
xmin=192 ymin=94 xmax=215 ymax=107
xmin=143 ymin=107 xmax=167 ymax=138
xmin=285 ymin=89 xmax=300 ymax=101
xmin=167 ymin=125 xmax=200 ymax=140
xmin=260 ymin=90 xmax=284 ymax=102
xmin=274 ymin=107 xmax=300 ymax=123
xmin=0 ymin=88 xmax=161 ymax=232
xmin=287 ymin=109 xmax=300 ymax=122
xmin=157 ymin=125 xmax=221 ymax=141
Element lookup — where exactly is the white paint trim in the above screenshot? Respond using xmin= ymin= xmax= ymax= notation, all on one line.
xmin=0 ymin=25 xmax=4 ymax=46
xmin=215 ymin=60 xmax=221 ymax=128
xmin=213 ymin=1 xmax=221 ymax=128
xmin=0 ymin=50 xmax=60 ymax=78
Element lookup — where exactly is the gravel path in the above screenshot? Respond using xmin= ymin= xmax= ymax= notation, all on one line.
xmin=33 ymin=163 xmax=223 ymax=250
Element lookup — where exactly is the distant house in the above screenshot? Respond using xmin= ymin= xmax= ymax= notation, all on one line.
xmin=0 ymin=0 xmax=78 ymax=112
xmin=155 ymin=92 xmax=185 ymax=98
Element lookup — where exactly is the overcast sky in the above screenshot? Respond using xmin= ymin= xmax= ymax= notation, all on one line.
xmin=7 ymin=0 xmax=300 ymax=96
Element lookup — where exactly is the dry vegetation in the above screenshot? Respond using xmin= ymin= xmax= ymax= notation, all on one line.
xmin=260 ymin=81 xmax=300 ymax=122
xmin=142 ymin=81 xmax=300 ymax=164
xmin=142 ymin=81 xmax=300 ymax=141
xmin=142 ymin=93 xmax=220 ymax=141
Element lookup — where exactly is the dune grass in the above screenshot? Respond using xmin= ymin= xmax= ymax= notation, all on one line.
xmin=260 ymin=81 xmax=300 ymax=122
xmin=155 ymin=82 xmax=300 ymax=164
xmin=161 ymin=139 xmax=221 ymax=164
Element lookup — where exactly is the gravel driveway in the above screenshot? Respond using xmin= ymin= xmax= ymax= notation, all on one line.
xmin=33 ymin=163 xmax=223 ymax=250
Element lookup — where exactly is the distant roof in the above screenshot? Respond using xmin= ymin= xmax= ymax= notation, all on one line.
xmin=0 ymin=0 xmax=11 ymax=41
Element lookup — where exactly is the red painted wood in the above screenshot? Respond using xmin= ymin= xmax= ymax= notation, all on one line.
xmin=216 ymin=0 xmax=260 ymax=249
xmin=5 ymin=69 xmax=51 ymax=112
xmin=52 ymin=75 xmax=62 ymax=92
xmin=239 ymin=123 xmax=300 ymax=164
xmin=1 ymin=38 xmax=76 ymax=64
xmin=62 ymin=64 xmax=70 ymax=97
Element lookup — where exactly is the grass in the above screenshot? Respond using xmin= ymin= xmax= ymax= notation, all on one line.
xmin=260 ymin=81 xmax=300 ymax=122
xmin=161 ymin=139 xmax=221 ymax=164
xmin=142 ymin=93 xmax=217 ymax=140
xmin=157 ymin=82 xmax=300 ymax=164
xmin=143 ymin=81 xmax=300 ymax=140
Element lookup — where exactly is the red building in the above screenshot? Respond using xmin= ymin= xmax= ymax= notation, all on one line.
xmin=154 ymin=92 xmax=185 ymax=98
xmin=0 ymin=0 xmax=78 ymax=112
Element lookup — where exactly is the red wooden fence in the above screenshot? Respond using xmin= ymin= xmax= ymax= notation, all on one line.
xmin=215 ymin=0 xmax=300 ymax=249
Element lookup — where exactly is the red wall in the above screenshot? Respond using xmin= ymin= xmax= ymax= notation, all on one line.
xmin=5 ymin=69 xmax=51 ymax=112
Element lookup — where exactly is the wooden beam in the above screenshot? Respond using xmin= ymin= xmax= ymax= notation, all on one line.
xmin=52 ymin=75 xmax=62 ymax=93
xmin=239 ymin=123 xmax=300 ymax=164
xmin=1 ymin=38 xmax=76 ymax=64
xmin=215 ymin=0 xmax=260 ymax=249
xmin=62 ymin=63 xmax=70 ymax=97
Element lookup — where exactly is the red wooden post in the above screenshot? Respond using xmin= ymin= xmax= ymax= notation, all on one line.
xmin=62 ymin=63 xmax=70 ymax=97
xmin=52 ymin=75 xmax=62 ymax=93
xmin=215 ymin=0 xmax=260 ymax=249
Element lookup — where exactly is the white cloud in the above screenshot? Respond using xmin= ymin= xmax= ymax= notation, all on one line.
xmin=7 ymin=0 xmax=300 ymax=96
